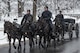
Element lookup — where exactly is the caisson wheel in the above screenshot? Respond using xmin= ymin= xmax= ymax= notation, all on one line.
xmin=68 ymin=23 xmax=73 ymax=40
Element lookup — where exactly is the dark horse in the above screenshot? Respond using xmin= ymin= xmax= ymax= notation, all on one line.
xmin=21 ymin=18 xmax=35 ymax=49
xmin=4 ymin=20 xmax=22 ymax=52
xmin=36 ymin=17 xmax=56 ymax=48
xmin=54 ymin=16 xmax=64 ymax=41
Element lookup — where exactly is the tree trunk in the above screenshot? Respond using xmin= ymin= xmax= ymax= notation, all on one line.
xmin=18 ymin=0 xmax=24 ymax=17
xmin=7 ymin=0 xmax=10 ymax=17
xmin=33 ymin=0 xmax=37 ymax=21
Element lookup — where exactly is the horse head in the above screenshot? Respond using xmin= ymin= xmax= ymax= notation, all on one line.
xmin=4 ymin=20 xmax=13 ymax=33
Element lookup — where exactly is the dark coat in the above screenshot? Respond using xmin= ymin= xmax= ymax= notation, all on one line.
xmin=41 ymin=10 xmax=53 ymax=30
xmin=55 ymin=14 xmax=64 ymax=30
xmin=41 ymin=10 xmax=52 ymax=20
xmin=55 ymin=14 xmax=64 ymax=23
xmin=21 ymin=14 xmax=33 ymax=25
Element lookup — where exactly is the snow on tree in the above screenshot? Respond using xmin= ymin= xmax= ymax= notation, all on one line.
xmin=1 ymin=0 xmax=80 ymax=19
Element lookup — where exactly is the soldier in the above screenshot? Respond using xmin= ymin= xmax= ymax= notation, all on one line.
xmin=55 ymin=10 xmax=65 ymax=37
xmin=55 ymin=11 xmax=64 ymax=27
xmin=56 ymin=11 xmax=64 ymax=23
xmin=21 ymin=10 xmax=33 ymax=25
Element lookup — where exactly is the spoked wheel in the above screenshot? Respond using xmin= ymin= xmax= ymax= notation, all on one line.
xmin=69 ymin=31 xmax=73 ymax=40
xmin=75 ymin=23 xmax=79 ymax=38
xmin=68 ymin=23 xmax=73 ymax=40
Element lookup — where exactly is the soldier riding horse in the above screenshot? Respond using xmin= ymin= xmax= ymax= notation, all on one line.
xmin=21 ymin=10 xmax=35 ymax=49
xmin=54 ymin=11 xmax=65 ymax=41
xmin=36 ymin=6 xmax=56 ymax=48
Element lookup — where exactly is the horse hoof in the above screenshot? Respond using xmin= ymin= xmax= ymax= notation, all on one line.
xmin=36 ymin=42 xmax=37 ymax=44
xmin=14 ymin=46 xmax=16 ymax=49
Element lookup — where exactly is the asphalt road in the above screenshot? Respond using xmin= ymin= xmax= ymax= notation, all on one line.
xmin=0 ymin=32 xmax=80 ymax=53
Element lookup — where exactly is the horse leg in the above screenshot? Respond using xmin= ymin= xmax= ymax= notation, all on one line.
xmin=47 ymin=35 xmax=51 ymax=47
xmin=35 ymin=35 xmax=37 ymax=45
xmin=18 ymin=39 xmax=21 ymax=52
xmin=30 ymin=36 xmax=34 ymax=48
xmin=32 ymin=37 xmax=35 ymax=47
xmin=24 ymin=36 xmax=26 ymax=46
xmin=8 ymin=36 xmax=11 ymax=53
xmin=39 ymin=36 xmax=42 ymax=48
xmin=54 ymin=38 xmax=56 ymax=48
xmin=13 ymin=38 xmax=16 ymax=49
xmin=23 ymin=44 xmax=26 ymax=53
xmin=61 ymin=31 xmax=64 ymax=41
xmin=43 ymin=35 xmax=46 ymax=48
xmin=29 ymin=38 xmax=32 ymax=49
xmin=31 ymin=35 xmax=34 ymax=47
xmin=57 ymin=33 xmax=60 ymax=42
xmin=23 ymin=36 xmax=26 ymax=53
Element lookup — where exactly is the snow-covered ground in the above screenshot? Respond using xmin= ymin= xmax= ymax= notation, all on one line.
xmin=0 ymin=15 xmax=80 ymax=46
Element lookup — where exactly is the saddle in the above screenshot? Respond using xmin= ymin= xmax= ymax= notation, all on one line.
xmin=13 ymin=22 xmax=21 ymax=29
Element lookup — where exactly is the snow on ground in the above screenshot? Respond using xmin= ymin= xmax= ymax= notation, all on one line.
xmin=0 ymin=14 xmax=80 ymax=45
xmin=0 ymin=31 xmax=8 ymax=45
xmin=0 ymin=21 xmax=4 ymax=29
